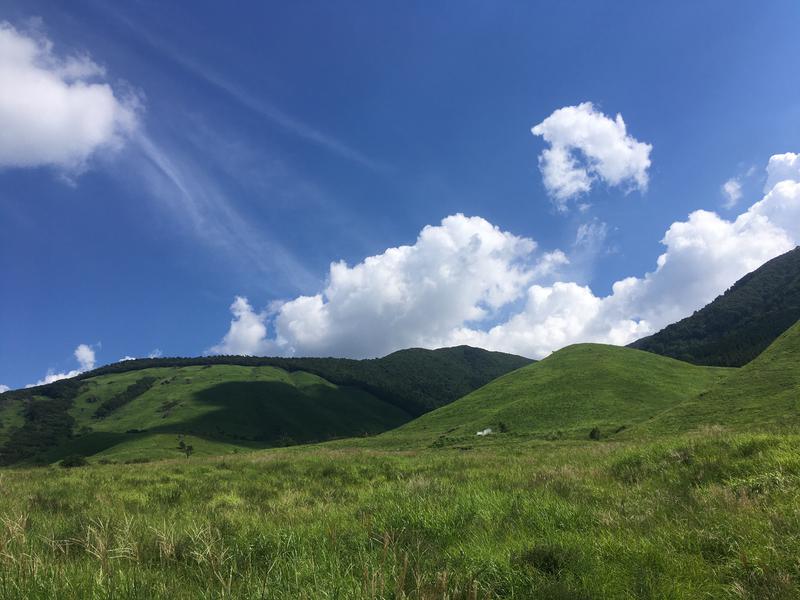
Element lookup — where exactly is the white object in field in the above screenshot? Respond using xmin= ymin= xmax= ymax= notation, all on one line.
xmin=476 ymin=428 xmax=493 ymax=436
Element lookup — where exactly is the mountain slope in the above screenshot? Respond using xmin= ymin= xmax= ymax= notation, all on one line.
xmin=58 ymin=346 xmax=533 ymax=416
xmin=0 ymin=346 xmax=531 ymax=464
xmin=640 ymin=319 xmax=800 ymax=435
xmin=630 ymin=247 xmax=800 ymax=366
xmin=373 ymin=344 xmax=731 ymax=448
xmin=0 ymin=365 xmax=411 ymax=464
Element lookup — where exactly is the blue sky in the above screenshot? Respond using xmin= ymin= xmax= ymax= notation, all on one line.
xmin=1 ymin=1 xmax=799 ymax=389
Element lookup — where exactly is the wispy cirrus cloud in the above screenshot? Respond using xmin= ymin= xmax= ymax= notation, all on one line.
xmin=92 ymin=3 xmax=384 ymax=171
xmin=721 ymin=178 xmax=743 ymax=208
xmin=132 ymin=133 xmax=319 ymax=290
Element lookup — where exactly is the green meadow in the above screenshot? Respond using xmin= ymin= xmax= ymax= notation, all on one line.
xmin=1 ymin=432 xmax=799 ymax=599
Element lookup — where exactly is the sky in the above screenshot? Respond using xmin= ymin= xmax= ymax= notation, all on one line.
xmin=1 ymin=1 xmax=799 ymax=390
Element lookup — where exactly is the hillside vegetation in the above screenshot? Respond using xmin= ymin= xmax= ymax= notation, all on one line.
xmin=0 ymin=346 xmax=530 ymax=465
xmin=631 ymin=246 xmax=800 ymax=366
xmin=372 ymin=344 xmax=731 ymax=448
xmin=640 ymin=319 xmax=800 ymax=435
xmin=0 ymin=365 xmax=411 ymax=465
xmin=33 ymin=346 xmax=532 ymax=416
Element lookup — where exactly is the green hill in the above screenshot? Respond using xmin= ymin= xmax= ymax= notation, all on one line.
xmin=640 ymin=319 xmax=800 ymax=435
xmin=0 ymin=365 xmax=410 ymax=464
xmin=373 ymin=343 xmax=731 ymax=448
xmin=57 ymin=345 xmax=532 ymax=416
xmin=0 ymin=346 xmax=530 ymax=464
xmin=630 ymin=246 xmax=800 ymax=366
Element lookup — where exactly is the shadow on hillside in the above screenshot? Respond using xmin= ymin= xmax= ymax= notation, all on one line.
xmin=150 ymin=380 xmax=408 ymax=445
xmin=43 ymin=381 xmax=409 ymax=462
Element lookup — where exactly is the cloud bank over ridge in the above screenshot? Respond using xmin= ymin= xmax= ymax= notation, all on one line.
xmin=211 ymin=153 xmax=800 ymax=360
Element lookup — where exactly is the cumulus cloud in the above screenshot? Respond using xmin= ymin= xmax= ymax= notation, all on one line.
xmin=0 ymin=22 xmax=139 ymax=172
xmin=764 ymin=153 xmax=800 ymax=193
xmin=210 ymin=215 xmax=556 ymax=357
xmin=722 ymin=178 xmax=743 ymax=208
xmin=531 ymin=102 xmax=652 ymax=210
xmin=74 ymin=343 xmax=96 ymax=371
xmin=28 ymin=343 xmax=97 ymax=387
xmin=0 ymin=384 xmax=10 ymax=393
xmin=208 ymin=296 xmax=273 ymax=355
xmin=211 ymin=154 xmax=799 ymax=360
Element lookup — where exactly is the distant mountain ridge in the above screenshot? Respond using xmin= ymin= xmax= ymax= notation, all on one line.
xmin=0 ymin=346 xmax=532 ymax=465
xmin=16 ymin=345 xmax=533 ymax=417
xmin=630 ymin=247 xmax=800 ymax=366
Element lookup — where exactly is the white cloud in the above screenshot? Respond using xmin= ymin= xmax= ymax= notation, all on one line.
xmin=531 ymin=102 xmax=652 ymax=210
xmin=28 ymin=343 xmax=97 ymax=387
xmin=722 ymin=178 xmax=742 ymax=208
xmin=74 ymin=343 xmax=96 ymax=371
xmin=0 ymin=384 xmax=9 ymax=393
xmin=211 ymin=154 xmax=799 ymax=361
xmin=210 ymin=215 xmax=552 ymax=357
xmin=764 ymin=153 xmax=800 ymax=192
xmin=0 ymin=22 xmax=139 ymax=172
xmin=117 ymin=349 xmax=162 ymax=361
xmin=208 ymin=296 xmax=273 ymax=355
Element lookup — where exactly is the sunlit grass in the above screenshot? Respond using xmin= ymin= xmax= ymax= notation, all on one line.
xmin=1 ymin=432 xmax=798 ymax=598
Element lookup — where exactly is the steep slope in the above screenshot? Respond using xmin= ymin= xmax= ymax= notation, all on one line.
xmin=0 ymin=365 xmax=410 ymax=464
xmin=640 ymin=319 xmax=800 ymax=435
xmin=0 ymin=346 xmax=531 ymax=464
xmin=374 ymin=344 xmax=731 ymax=448
xmin=630 ymin=246 xmax=800 ymax=366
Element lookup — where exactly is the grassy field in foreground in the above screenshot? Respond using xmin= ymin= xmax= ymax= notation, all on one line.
xmin=1 ymin=432 xmax=799 ymax=599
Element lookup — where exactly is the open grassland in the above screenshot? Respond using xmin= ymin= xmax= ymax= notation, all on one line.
xmin=1 ymin=431 xmax=799 ymax=599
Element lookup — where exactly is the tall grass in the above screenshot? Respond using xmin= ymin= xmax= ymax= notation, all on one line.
xmin=0 ymin=432 xmax=798 ymax=598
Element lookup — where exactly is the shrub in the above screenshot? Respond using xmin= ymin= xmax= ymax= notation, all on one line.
xmin=60 ymin=455 xmax=88 ymax=468
xmin=589 ymin=427 xmax=601 ymax=440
